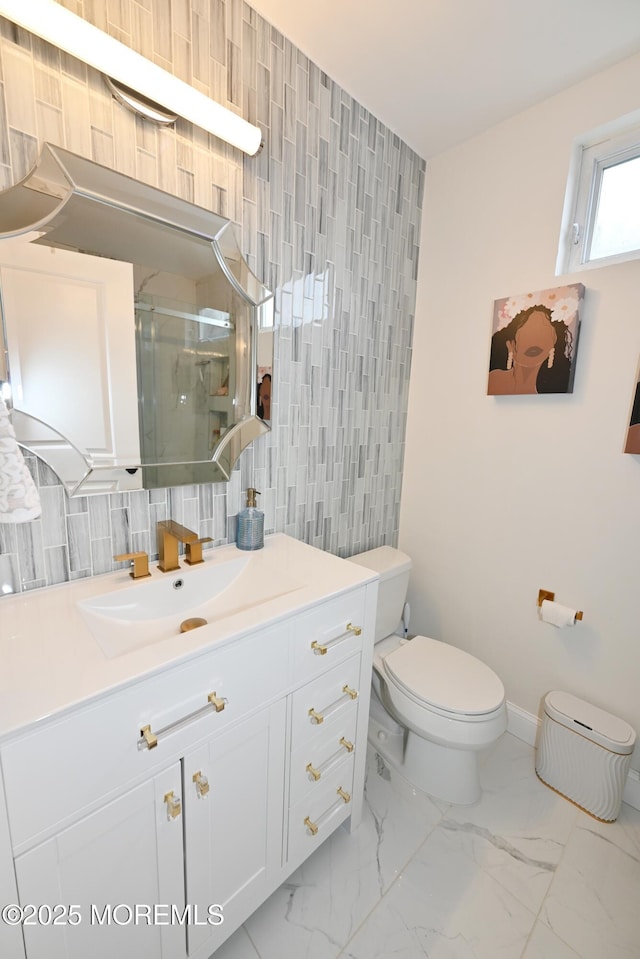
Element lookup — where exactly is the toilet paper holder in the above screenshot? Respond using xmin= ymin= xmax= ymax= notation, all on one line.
xmin=537 ymin=589 xmax=583 ymax=621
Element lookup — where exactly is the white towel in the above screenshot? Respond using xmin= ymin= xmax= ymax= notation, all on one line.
xmin=0 ymin=398 xmax=41 ymax=523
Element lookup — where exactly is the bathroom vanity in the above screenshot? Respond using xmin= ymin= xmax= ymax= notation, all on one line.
xmin=0 ymin=535 xmax=377 ymax=958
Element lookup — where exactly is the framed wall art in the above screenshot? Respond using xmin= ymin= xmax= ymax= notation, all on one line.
xmin=487 ymin=284 xmax=584 ymax=395
xmin=624 ymin=363 xmax=640 ymax=453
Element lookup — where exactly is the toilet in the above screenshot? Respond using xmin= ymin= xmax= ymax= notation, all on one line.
xmin=349 ymin=546 xmax=507 ymax=804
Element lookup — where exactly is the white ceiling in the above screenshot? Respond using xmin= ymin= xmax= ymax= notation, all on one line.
xmin=248 ymin=0 xmax=640 ymax=159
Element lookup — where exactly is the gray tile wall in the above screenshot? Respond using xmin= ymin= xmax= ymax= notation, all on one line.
xmin=0 ymin=0 xmax=424 ymax=594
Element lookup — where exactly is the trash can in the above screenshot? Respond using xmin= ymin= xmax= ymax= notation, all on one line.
xmin=535 ymin=690 xmax=636 ymax=821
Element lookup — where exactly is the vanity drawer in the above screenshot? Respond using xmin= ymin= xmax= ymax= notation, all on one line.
xmin=289 ymin=709 xmax=358 ymax=807
xmin=287 ymin=758 xmax=355 ymax=867
xmin=1 ymin=622 xmax=291 ymax=853
xmin=290 ymin=654 xmax=361 ymax=753
xmin=292 ymin=588 xmax=367 ymax=684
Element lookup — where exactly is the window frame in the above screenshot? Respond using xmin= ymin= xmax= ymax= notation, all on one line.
xmin=557 ymin=115 xmax=640 ymax=275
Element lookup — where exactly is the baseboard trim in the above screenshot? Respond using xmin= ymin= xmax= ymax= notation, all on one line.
xmin=506 ymin=700 xmax=640 ymax=813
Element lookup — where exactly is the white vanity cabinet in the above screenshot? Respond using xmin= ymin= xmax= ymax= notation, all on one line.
xmin=13 ymin=763 xmax=186 ymax=959
xmin=0 ymin=566 xmax=376 ymax=959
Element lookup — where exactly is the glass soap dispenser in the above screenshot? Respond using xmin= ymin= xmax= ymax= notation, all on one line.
xmin=236 ymin=488 xmax=264 ymax=551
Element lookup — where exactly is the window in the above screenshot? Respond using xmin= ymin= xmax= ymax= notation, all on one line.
xmin=557 ymin=117 xmax=640 ymax=274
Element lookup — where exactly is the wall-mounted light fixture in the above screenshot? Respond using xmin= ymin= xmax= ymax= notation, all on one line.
xmin=0 ymin=0 xmax=263 ymax=155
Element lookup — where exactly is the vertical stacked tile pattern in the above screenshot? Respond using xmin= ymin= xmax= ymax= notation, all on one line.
xmin=0 ymin=0 xmax=424 ymax=594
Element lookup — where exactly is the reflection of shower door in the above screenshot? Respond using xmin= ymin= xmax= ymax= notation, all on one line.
xmin=135 ymin=297 xmax=234 ymax=483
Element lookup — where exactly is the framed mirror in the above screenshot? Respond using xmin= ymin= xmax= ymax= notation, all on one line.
xmin=0 ymin=144 xmax=273 ymax=495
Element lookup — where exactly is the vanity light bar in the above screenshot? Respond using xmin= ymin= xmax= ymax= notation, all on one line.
xmin=0 ymin=0 xmax=263 ymax=156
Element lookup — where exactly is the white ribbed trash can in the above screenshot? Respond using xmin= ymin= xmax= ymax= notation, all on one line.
xmin=535 ymin=691 xmax=636 ymax=822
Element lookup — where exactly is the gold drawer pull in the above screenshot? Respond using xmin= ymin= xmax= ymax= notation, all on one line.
xmin=308 ymin=685 xmax=359 ymax=726
xmin=305 ymin=737 xmax=356 ymax=781
xmin=311 ymin=622 xmax=362 ymax=655
xmin=208 ymin=692 xmax=225 ymax=712
xmin=141 ymin=724 xmax=158 ymax=750
xmin=304 ymin=816 xmax=318 ymax=835
xmin=164 ymin=791 xmax=182 ymax=820
xmin=303 ymin=785 xmax=352 ymax=838
xmin=138 ymin=690 xmax=227 ymax=749
xmin=192 ymin=770 xmax=210 ymax=798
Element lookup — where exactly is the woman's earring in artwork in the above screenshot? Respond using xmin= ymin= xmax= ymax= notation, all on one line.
xmin=547 ymin=347 xmax=555 ymax=369
xmin=506 ymin=350 xmax=513 ymax=371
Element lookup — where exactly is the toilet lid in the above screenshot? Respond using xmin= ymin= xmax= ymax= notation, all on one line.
xmin=383 ymin=636 xmax=505 ymax=716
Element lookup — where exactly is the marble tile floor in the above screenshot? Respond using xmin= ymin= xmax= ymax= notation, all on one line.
xmin=216 ymin=732 xmax=640 ymax=959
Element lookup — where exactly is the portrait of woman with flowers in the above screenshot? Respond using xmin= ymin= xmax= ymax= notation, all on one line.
xmin=487 ymin=284 xmax=584 ymax=395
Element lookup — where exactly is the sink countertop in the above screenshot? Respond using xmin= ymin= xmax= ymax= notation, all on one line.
xmin=0 ymin=534 xmax=377 ymax=742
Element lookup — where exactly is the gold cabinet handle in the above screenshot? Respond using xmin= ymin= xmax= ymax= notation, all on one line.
xmin=311 ymin=622 xmax=363 ymax=655
xmin=305 ymin=736 xmax=355 ymax=782
xmin=138 ymin=691 xmax=227 ymax=749
xmin=303 ymin=785 xmax=352 ymax=838
xmin=192 ymin=770 xmax=210 ymax=798
xmin=208 ymin=692 xmax=225 ymax=713
xmin=164 ymin=791 xmax=182 ymax=820
xmin=308 ymin=685 xmax=359 ymax=727
xmin=304 ymin=816 xmax=318 ymax=835
xmin=141 ymin=724 xmax=158 ymax=750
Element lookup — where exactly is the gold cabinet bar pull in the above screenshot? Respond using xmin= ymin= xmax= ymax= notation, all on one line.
xmin=304 ymin=786 xmax=352 ymax=838
xmin=164 ymin=791 xmax=182 ymax=820
xmin=306 ymin=736 xmax=356 ymax=781
xmin=192 ymin=770 xmax=210 ymax=798
xmin=137 ymin=690 xmax=227 ymax=749
xmin=141 ymin=724 xmax=158 ymax=750
xmin=311 ymin=622 xmax=363 ymax=655
xmin=208 ymin=692 xmax=225 ymax=712
xmin=308 ymin=685 xmax=359 ymax=727
xmin=304 ymin=816 xmax=318 ymax=835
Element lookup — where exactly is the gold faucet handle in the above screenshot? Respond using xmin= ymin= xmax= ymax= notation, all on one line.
xmin=114 ymin=552 xmax=151 ymax=579
xmin=184 ymin=537 xmax=214 ymax=566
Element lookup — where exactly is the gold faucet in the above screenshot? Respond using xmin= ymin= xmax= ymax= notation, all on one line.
xmin=185 ymin=536 xmax=213 ymax=566
xmin=114 ymin=551 xmax=151 ymax=579
xmin=157 ymin=520 xmax=199 ymax=572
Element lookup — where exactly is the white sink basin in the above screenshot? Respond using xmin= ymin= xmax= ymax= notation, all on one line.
xmin=80 ymin=556 xmax=249 ymax=622
xmin=77 ymin=551 xmax=303 ymax=658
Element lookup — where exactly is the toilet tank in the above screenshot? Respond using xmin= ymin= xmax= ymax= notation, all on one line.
xmin=348 ymin=546 xmax=412 ymax=642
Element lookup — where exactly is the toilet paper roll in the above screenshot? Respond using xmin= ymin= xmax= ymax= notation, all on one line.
xmin=540 ymin=599 xmax=577 ymax=628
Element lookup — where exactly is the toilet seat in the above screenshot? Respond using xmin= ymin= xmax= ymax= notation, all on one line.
xmin=382 ymin=635 xmax=505 ymax=719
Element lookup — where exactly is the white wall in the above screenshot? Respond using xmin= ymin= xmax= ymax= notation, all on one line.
xmin=400 ymin=52 xmax=640 ymax=770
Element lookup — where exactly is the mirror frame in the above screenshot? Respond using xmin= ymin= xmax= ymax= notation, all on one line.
xmin=0 ymin=143 xmax=273 ymax=494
